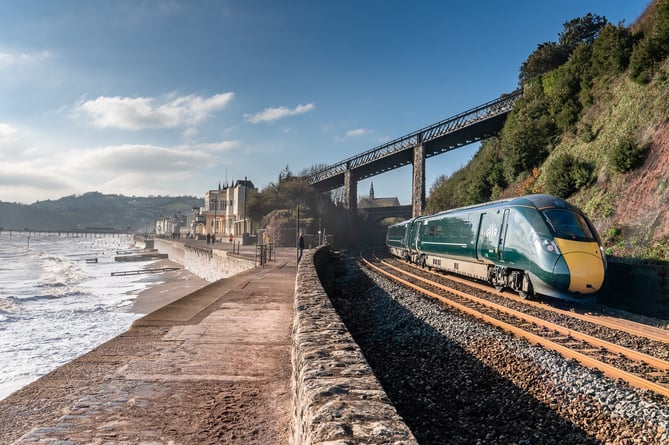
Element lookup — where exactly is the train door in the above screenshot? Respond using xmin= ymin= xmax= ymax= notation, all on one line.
xmin=477 ymin=212 xmax=496 ymax=260
xmin=497 ymin=209 xmax=510 ymax=262
xmin=475 ymin=213 xmax=485 ymax=259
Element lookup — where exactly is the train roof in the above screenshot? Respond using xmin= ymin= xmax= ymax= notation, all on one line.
xmin=419 ymin=194 xmax=581 ymax=220
xmin=387 ymin=195 xmax=582 ymax=228
xmin=512 ymin=194 xmax=581 ymax=212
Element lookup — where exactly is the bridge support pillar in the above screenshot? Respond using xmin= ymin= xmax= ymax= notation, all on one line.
xmin=412 ymin=143 xmax=426 ymax=217
xmin=344 ymin=168 xmax=357 ymax=245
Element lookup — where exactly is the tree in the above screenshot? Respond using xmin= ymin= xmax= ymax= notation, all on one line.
xmin=519 ymin=13 xmax=607 ymax=85
xmin=543 ymin=153 xmax=593 ymax=198
xmin=519 ymin=42 xmax=568 ymax=84
xmin=590 ymin=23 xmax=633 ymax=78
xmin=558 ymin=13 xmax=607 ymax=53
xmin=500 ymin=84 xmax=556 ymax=183
xmin=629 ymin=0 xmax=669 ymax=83
xmin=278 ymin=165 xmax=293 ymax=183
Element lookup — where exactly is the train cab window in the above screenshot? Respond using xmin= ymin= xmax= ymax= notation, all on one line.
xmin=542 ymin=209 xmax=596 ymax=241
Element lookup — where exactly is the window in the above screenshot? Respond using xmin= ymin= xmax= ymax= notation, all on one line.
xmin=542 ymin=209 xmax=596 ymax=241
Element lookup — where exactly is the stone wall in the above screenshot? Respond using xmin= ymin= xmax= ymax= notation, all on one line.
xmin=152 ymin=239 xmax=256 ymax=282
xmin=600 ymin=260 xmax=669 ymax=318
xmin=291 ymin=246 xmax=417 ymax=444
xmin=149 ymin=239 xmax=416 ymax=443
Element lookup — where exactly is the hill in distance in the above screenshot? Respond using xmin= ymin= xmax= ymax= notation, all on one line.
xmin=0 ymin=192 xmax=203 ymax=232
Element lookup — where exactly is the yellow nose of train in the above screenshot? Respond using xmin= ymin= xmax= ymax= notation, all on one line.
xmin=555 ymin=239 xmax=605 ymax=294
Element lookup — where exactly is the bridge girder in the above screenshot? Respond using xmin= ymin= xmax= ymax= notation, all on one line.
xmin=309 ymin=90 xmax=521 ymax=193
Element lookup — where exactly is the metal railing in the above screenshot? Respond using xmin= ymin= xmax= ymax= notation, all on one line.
xmin=308 ymin=90 xmax=522 ymax=185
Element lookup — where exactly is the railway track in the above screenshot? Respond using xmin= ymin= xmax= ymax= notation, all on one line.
xmin=361 ymin=248 xmax=669 ymax=399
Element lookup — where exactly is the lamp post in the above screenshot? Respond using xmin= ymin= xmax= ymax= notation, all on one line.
xmin=296 ymin=205 xmax=300 ymax=262
xmin=212 ymin=197 xmax=217 ymax=239
xmin=243 ymin=176 xmax=247 ymax=235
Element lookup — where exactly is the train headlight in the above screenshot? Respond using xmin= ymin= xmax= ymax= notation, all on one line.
xmin=540 ymin=238 xmax=561 ymax=255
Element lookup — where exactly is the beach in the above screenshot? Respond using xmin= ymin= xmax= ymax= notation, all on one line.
xmin=0 ymin=248 xmax=295 ymax=444
xmin=0 ymin=234 xmax=213 ymax=402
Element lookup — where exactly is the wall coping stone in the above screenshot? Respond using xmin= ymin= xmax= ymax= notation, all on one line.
xmin=291 ymin=246 xmax=418 ymax=445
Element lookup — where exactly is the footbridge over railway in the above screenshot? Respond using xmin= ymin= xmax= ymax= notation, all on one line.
xmin=308 ymin=90 xmax=522 ymax=222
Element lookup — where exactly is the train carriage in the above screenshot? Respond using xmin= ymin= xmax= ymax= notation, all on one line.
xmin=386 ymin=194 xmax=606 ymax=302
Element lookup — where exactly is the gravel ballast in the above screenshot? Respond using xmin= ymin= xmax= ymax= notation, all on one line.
xmin=326 ymin=254 xmax=669 ymax=444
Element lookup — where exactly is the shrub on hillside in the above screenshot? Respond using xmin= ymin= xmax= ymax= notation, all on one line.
xmin=609 ymin=138 xmax=648 ymax=173
xmin=590 ymin=23 xmax=633 ymax=78
xmin=543 ymin=153 xmax=593 ymax=198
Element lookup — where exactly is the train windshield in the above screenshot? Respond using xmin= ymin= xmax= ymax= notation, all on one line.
xmin=541 ymin=209 xmax=596 ymax=241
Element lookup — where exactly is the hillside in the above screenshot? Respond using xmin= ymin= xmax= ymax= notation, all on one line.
xmin=426 ymin=0 xmax=669 ymax=261
xmin=566 ymin=61 xmax=669 ymax=260
xmin=0 ymin=192 xmax=203 ymax=232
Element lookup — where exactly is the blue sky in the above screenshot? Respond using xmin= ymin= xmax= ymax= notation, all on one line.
xmin=0 ymin=0 xmax=650 ymax=205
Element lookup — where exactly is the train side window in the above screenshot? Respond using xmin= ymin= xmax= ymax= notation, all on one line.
xmin=460 ymin=221 xmax=472 ymax=238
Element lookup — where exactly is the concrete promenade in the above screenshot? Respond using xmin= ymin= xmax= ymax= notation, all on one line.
xmin=0 ymin=246 xmax=298 ymax=445
xmin=0 ymin=242 xmax=417 ymax=444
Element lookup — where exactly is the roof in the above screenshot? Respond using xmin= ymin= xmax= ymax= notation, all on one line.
xmin=358 ymin=197 xmax=400 ymax=208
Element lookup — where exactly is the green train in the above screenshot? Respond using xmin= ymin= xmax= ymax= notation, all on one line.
xmin=386 ymin=194 xmax=606 ymax=302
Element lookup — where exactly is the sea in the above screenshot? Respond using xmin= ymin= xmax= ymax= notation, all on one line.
xmin=0 ymin=232 xmax=162 ymax=401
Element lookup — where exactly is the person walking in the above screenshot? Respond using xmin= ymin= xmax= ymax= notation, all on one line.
xmin=298 ymin=232 xmax=304 ymax=263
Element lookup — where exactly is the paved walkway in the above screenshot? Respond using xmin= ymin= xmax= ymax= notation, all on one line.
xmin=0 ymin=248 xmax=298 ymax=445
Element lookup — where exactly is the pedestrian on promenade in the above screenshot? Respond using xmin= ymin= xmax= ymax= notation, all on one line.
xmin=212 ymin=233 xmax=216 ymax=244
xmin=298 ymin=232 xmax=304 ymax=263
xmin=206 ymin=233 xmax=211 ymax=244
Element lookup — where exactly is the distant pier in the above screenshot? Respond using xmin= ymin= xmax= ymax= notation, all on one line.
xmin=0 ymin=227 xmax=134 ymax=238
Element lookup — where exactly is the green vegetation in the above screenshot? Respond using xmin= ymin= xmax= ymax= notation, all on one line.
xmin=608 ymin=137 xmax=649 ymax=172
xmin=543 ymin=153 xmax=593 ymax=197
xmin=426 ymin=0 xmax=669 ymax=261
xmin=247 ymin=165 xmax=347 ymax=242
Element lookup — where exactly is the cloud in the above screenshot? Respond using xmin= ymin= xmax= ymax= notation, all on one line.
xmin=0 ymin=123 xmax=18 ymax=145
xmin=335 ymin=127 xmax=374 ymax=141
xmin=75 ymin=92 xmax=234 ymax=130
xmin=345 ymin=128 xmax=372 ymax=137
xmin=67 ymin=144 xmax=214 ymax=172
xmin=0 ymin=162 xmax=69 ymax=189
xmin=244 ymin=103 xmax=315 ymax=124
xmin=194 ymin=141 xmax=239 ymax=152
xmin=0 ymin=139 xmax=236 ymax=203
xmin=0 ymin=50 xmax=51 ymax=68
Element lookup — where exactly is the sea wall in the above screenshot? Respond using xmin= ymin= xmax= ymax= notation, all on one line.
xmin=151 ymin=238 xmax=256 ymax=282
xmin=291 ymin=246 xmax=417 ymax=444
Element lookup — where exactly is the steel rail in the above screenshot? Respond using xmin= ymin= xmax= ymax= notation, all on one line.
xmin=409 ymin=259 xmax=669 ymax=344
xmin=362 ymin=255 xmax=669 ymax=398
xmin=380 ymin=258 xmax=669 ymax=371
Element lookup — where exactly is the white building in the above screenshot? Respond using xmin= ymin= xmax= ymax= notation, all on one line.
xmin=155 ymin=213 xmax=189 ymax=238
xmin=203 ymin=179 xmax=257 ymax=237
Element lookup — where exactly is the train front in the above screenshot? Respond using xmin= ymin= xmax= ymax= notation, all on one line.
xmin=540 ymin=206 xmax=607 ymax=299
